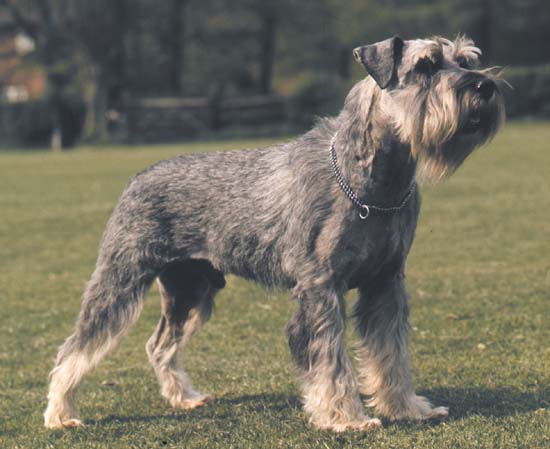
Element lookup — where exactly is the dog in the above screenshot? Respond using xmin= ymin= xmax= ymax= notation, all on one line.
xmin=44 ymin=35 xmax=505 ymax=431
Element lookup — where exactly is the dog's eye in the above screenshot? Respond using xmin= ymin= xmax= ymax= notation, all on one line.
xmin=415 ymin=57 xmax=440 ymax=76
xmin=456 ymin=56 xmax=470 ymax=69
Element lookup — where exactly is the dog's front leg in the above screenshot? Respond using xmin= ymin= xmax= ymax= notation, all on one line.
xmin=286 ymin=282 xmax=381 ymax=432
xmin=353 ymin=274 xmax=449 ymax=421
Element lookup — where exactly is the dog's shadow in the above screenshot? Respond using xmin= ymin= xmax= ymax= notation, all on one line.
xmin=90 ymin=393 xmax=302 ymax=426
xmin=417 ymin=386 xmax=548 ymax=419
xmin=91 ymin=386 xmax=547 ymax=427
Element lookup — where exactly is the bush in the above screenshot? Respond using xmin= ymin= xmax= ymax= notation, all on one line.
xmin=288 ymin=73 xmax=351 ymax=129
xmin=53 ymin=94 xmax=86 ymax=148
xmin=0 ymin=101 xmax=53 ymax=147
xmin=0 ymin=95 xmax=85 ymax=148
xmin=502 ymin=64 xmax=550 ymax=118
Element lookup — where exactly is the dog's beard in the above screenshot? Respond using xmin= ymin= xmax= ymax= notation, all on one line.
xmin=393 ymin=75 xmax=505 ymax=182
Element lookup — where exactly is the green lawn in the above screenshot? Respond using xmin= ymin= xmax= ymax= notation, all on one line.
xmin=0 ymin=122 xmax=549 ymax=449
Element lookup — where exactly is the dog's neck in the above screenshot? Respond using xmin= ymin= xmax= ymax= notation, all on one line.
xmin=335 ymin=79 xmax=417 ymax=207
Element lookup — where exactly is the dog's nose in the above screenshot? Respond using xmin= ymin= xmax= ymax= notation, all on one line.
xmin=476 ymin=79 xmax=495 ymax=100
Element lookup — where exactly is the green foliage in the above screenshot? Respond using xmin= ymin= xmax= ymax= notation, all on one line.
xmin=3 ymin=0 xmax=550 ymax=146
xmin=0 ymin=94 xmax=86 ymax=148
xmin=333 ymin=0 xmax=454 ymax=44
xmin=0 ymin=100 xmax=53 ymax=147
xmin=0 ymin=122 xmax=549 ymax=448
xmin=288 ymin=73 xmax=350 ymax=128
xmin=55 ymin=93 xmax=87 ymax=148
xmin=503 ymin=65 xmax=550 ymax=118
xmin=464 ymin=0 xmax=550 ymax=65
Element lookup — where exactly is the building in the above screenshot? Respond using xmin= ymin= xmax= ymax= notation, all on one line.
xmin=0 ymin=10 xmax=46 ymax=103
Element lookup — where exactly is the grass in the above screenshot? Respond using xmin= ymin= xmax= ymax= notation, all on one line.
xmin=0 ymin=122 xmax=549 ymax=448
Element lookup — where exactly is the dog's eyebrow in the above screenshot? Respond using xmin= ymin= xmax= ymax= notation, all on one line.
xmin=415 ymin=46 xmax=443 ymax=68
xmin=418 ymin=42 xmax=443 ymax=61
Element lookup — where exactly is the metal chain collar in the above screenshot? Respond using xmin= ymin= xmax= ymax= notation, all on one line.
xmin=329 ymin=133 xmax=416 ymax=219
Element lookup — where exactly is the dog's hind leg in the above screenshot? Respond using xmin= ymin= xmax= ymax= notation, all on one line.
xmin=353 ymin=273 xmax=449 ymax=421
xmin=146 ymin=259 xmax=224 ymax=410
xmin=286 ymin=281 xmax=382 ymax=432
xmin=44 ymin=255 xmax=157 ymax=429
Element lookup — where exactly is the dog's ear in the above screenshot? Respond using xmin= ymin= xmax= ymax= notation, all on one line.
xmin=353 ymin=36 xmax=404 ymax=89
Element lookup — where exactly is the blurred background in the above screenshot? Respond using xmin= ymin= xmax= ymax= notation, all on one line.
xmin=0 ymin=0 xmax=549 ymax=149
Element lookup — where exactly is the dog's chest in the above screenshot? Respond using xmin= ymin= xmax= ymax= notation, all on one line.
xmin=330 ymin=209 xmax=417 ymax=288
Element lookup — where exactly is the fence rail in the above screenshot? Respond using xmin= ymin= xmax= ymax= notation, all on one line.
xmin=127 ymin=94 xmax=287 ymax=142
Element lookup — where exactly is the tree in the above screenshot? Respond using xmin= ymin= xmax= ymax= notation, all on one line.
xmin=0 ymin=0 xmax=134 ymax=145
xmin=168 ymin=0 xmax=188 ymax=94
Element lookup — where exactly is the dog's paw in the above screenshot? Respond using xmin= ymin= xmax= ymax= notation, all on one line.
xmin=424 ymin=405 xmax=449 ymax=420
xmin=171 ymin=393 xmax=214 ymax=410
xmin=44 ymin=414 xmax=84 ymax=429
xmin=391 ymin=395 xmax=449 ymax=421
xmin=44 ymin=401 xmax=83 ymax=429
xmin=349 ymin=417 xmax=383 ymax=431
xmin=369 ymin=394 xmax=449 ymax=422
xmin=405 ymin=395 xmax=449 ymax=421
xmin=61 ymin=418 xmax=85 ymax=428
xmin=316 ymin=416 xmax=383 ymax=432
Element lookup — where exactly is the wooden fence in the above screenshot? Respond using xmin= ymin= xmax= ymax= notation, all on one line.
xmin=126 ymin=95 xmax=287 ymax=142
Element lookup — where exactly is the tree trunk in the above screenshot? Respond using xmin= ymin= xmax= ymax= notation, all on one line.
xmin=169 ymin=0 xmax=188 ymax=95
xmin=111 ymin=0 xmax=128 ymax=108
xmin=208 ymin=82 xmax=225 ymax=130
xmin=94 ymin=83 xmax=109 ymax=142
xmin=81 ymin=63 xmax=99 ymax=141
xmin=259 ymin=14 xmax=276 ymax=95
xmin=478 ymin=0 xmax=493 ymax=63
xmin=81 ymin=69 xmax=108 ymax=142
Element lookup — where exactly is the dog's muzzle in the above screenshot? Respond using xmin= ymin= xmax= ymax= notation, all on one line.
xmin=462 ymin=77 xmax=499 ymax=134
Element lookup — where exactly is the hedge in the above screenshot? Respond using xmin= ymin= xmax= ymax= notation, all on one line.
xmin=0 ymin=95 xmax=85 ymax=148
xmin=500 ymin=64 xmax=550 ymax=118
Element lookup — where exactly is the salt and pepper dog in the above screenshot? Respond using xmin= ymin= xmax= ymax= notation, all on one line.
xmin=45 ymin=36 xmax=505 ymax=431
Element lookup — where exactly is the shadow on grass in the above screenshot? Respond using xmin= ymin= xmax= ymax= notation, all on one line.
xmin=89 ymin=393 xmax=301 ymax=426
xmin=89 ymin=386 xmax=547 ymax=427
xmin=418 ymin=386 xmax=548 ymax=419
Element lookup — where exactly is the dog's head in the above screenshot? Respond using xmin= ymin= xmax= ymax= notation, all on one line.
xmin=353 ymin=35 xmax=505 ymax=180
